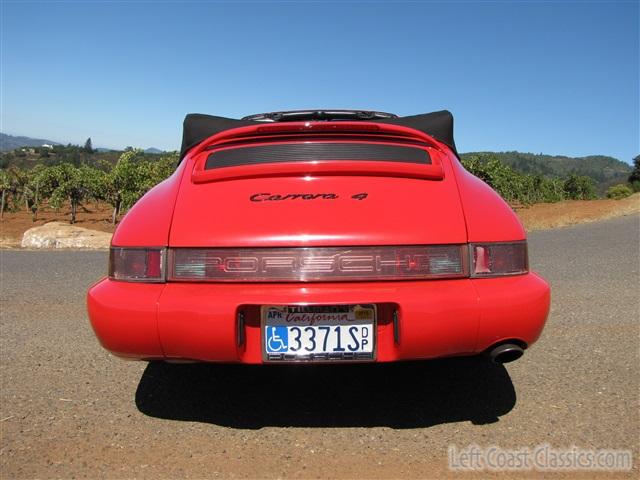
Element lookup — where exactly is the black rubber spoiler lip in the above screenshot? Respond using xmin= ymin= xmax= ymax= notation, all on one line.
xmin=242 ymin=109 xmax=398 ymax=122
xmin=179 ymin=110 xmax=457 ymax=162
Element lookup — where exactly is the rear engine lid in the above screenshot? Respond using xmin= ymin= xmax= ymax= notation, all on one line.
xmin=170 ymin=175 xmax=467 ymax=247
xmin=170 ymin=135 xmax=466 ymax=247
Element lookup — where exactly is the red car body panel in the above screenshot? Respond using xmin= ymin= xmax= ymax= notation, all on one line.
xmin=111 ymin=163 xmax=188 ymax=247
xmin=88 ymin=273 xmax=549 ymax=363
xmin=452 ymin=166 xmax=527 ymax=242
xmin=87 ymin=280 xmax=165 ymax=359
xmin=87 ymin=114 xmax=550 ymax=364
xmin=170 ymin=174 xmax=468 ymax=247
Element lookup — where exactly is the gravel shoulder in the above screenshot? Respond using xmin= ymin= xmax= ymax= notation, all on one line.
xmin=0 ymin=215 xmax=638 ymax=479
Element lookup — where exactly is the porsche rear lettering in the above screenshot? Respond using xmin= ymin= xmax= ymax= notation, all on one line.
xmin=207 ymin=254 xmax=431 ymax=273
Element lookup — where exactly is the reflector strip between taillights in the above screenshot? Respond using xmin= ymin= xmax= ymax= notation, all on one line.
xmin=168 ymin=245 xmax=468 ymax=282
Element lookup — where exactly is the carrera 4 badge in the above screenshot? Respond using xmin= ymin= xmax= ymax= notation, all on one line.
xmin=250 ymin=192 xmax=368 ymax=202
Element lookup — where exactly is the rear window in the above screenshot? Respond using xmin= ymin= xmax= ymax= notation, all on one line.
xmin=205 ymin=142 xmax=431 ymax=170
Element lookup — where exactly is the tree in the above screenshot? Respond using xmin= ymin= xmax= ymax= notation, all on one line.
xmin=563 ymin=174 xmax=597 ymax=200
xmin=628 ymin=155 xmax=640 ymax=192
xmin=102 ymin=149 xmax=145 ymax=223
xmin=23 ymin=165 xmax=47 ymax=221
xmin=6 ymin=167 xmax=29 ymax=214
xmin=628 ymin=155 xmax=640 ymax=182
xmin=38 ymin=163 xmax=100 ymax=224
xmin=100 ymin=150 xmax=177 ymax=223
xmin=462 ymin=154 xmax=533 ymax=204
xmin=84 ymin=137 xmax=93 ymax=153
xmin=606 ymin=184 xmax=633 ymax=200
xmin=147 ymin=153 xmax=177 ymax=187
xmin=0 ymin=170 xmax=9 ymax=219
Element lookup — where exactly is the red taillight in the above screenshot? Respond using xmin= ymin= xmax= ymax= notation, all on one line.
xmin=109 ymin=248 xmax=165 ymax=283
xmin=168 ymin=245 xmax=468 ymax=282
xmin=471 ymin=242 xmax=528 ymax=277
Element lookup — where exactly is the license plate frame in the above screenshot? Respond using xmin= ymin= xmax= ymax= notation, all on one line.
xmin=261 ymin=304 xmax=377 ymax=363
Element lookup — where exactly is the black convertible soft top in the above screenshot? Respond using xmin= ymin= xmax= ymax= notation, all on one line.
xmin=179 ymin=109 xmax=457 ymax=161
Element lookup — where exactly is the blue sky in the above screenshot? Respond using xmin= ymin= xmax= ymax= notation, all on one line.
xmin=1 ymin=0 xmax=638 ymax=162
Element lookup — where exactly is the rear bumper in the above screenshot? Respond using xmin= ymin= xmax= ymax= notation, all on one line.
xmin=87 ymin=273 xmax=550 ymax=363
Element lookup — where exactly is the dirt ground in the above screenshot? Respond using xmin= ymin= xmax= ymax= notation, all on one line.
xmin=1 ymin=195 xmax=639 ymax=247
xmin=514 ymin=193 xmax=640 ymax=231
xmin=0 ymin=203 xmax=116 ymax=247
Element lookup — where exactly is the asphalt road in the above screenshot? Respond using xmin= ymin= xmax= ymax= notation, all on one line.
xmin=1 ymin=215 xmax=638 ymax=479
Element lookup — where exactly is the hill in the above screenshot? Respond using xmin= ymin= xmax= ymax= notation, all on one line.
xmin=460 ymin=151 xmax=631 ymax=193
xmin=0 ymin=133 xmax=60 ymax=152
xmin=0 ymin=133 xmax=166 ymax=155
xmin=0 ymin=144 xmax=173 ymax=170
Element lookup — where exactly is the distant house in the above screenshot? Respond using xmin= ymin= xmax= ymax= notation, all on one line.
xmin=41 ymin=144 xmax=54 ymax=149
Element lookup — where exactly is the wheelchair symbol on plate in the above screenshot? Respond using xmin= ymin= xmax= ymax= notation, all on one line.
xmin=266 ymin=326 xmax=288 ymax=353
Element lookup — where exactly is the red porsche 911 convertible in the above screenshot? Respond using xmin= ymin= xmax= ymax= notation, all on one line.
xmin=87 ymin=110 xmax=550 ymax=364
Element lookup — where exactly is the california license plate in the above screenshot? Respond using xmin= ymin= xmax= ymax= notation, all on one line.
xmin=261 ymin=304 xmax=376 ymax=362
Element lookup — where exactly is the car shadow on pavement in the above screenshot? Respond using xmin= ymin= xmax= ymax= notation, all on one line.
xmin=135 ymin=357 xmax=516 ymax=429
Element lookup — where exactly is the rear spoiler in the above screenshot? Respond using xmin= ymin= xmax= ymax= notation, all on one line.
xmin=187 ymin=122 xmax=446 ymax=183
xmin=179 ymin=110 xmax=457 ymax=161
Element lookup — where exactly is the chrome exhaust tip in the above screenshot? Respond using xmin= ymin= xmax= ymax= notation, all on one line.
xmin=487 ymin=343 xmax=524 ymax=364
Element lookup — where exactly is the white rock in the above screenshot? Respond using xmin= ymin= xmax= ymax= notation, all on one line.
xmin=21 ymin=222 xmax=112 ymax=249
